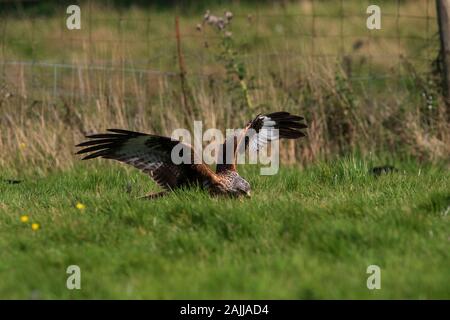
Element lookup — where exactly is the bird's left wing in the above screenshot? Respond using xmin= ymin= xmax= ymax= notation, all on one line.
xmin=76 ymin=129 xmax=218 ymax=190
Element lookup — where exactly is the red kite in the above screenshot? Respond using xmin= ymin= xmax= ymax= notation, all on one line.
xmin=76 ymin=112 xmax=307 ymax=198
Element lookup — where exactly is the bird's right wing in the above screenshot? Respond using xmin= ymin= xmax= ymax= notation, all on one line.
xmin=76 ymin=129 xmax=218 ymax=190
xmin=216 ymin=112 xmax=307 ymax=173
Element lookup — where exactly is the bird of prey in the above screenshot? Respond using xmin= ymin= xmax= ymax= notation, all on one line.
xmin=76 ymin=112 xmax=307 ymax=198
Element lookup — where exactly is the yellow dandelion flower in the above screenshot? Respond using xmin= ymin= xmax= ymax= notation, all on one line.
xmin=18 ymin=142 xmax=27 ymax=150
xmin=31 ymin=223 xmax=40 ymax=231
xmin=20 ymin=215 xmax=29 ymax=223
xmin=76 ymin=202 xmax=86 ymax=210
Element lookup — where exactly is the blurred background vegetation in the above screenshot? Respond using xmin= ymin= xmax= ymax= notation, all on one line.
xmin=0 ymin=0 xmax=448 ymax=174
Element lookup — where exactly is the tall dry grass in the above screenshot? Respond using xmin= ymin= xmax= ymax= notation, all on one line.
xmin=0 ymin=1 xmax=449 ymax=175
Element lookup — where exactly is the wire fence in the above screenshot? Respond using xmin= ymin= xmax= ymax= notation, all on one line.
xmin=0 ymin=0 xmax=441 ymax=102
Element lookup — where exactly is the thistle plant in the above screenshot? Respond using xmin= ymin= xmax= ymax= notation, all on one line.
xmin=198 ymin=10 xmax=254 ymax=111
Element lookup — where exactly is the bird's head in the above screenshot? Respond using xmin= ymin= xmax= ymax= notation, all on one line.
xmin=232 ymin=175 xmax=251 ymax=198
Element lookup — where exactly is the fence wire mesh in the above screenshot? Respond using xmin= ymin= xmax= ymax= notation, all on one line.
xmin=0 ymin=0 xmax=440 ymax=102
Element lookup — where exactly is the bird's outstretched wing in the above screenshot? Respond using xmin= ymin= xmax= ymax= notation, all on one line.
xmin=76 ymin=129 xmax=218 ymax=190
xmin=216 ymin=112 xmax=307 ymax=173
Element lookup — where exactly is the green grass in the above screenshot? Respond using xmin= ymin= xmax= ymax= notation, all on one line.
xmin=0 ymin=157 xmax=449 ymax=299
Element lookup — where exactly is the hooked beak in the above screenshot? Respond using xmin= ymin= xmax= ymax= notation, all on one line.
xmin=245 ymin=190 xmax=252 ymax=198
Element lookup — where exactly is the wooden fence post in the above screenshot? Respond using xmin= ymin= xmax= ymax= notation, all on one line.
xmin=436 ymin=0 xmax=450 ymax=112
xmin=175 ymin=16 xmax=192 ymax=123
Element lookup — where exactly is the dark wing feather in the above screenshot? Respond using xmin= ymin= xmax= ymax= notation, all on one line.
xmin=76 ymin=129 xmax=218 ymax=190
xmin=216 ymin=111 xmax=307 ymax=173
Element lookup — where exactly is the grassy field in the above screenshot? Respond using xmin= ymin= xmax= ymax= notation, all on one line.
xmin=1 ymin=157 xmax=449 ymax=299
xmin=1 ymin=0 xmax=449 ymax=172
xmin=0 ymin=0 xmax=449 ymax=300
